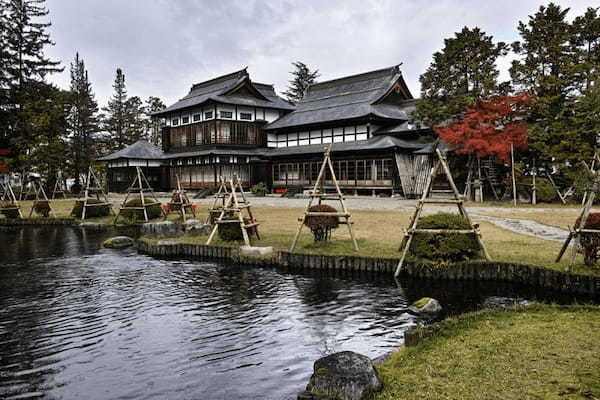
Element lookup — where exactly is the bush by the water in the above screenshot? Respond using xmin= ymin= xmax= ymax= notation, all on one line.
xmin=409 ymin=213 xmax=481 ymax=263
xmin=119 ymin=197 xmax=162 ymax=221
xmin=575 ymin=213 xmax=600 ymax=266
xmin=304 ymin=204 xmax=340 ymax=242
xmin=217 ymin=214 xmax=257 ymax=241
xmin=518 ymin=176 xmax=557 ymax=203
xmin=71 ymin=199 xmax=111 ymax=218
xmin=1 ymin=202 xmax=21 ymax=218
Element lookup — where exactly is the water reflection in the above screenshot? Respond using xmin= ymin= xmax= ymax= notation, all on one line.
xmin=0 ymin=227 xmax=591 ymax=400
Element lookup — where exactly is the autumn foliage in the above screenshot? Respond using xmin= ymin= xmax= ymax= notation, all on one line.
xmin=435 ymin=93 xmax=533 ymax=162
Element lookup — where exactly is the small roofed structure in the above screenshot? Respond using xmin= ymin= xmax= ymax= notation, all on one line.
xmin=97 ymin=140 xmax=166 ymax=193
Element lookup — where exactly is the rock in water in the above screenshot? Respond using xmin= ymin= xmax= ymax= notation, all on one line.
xmin=408 ymin=297 xmax=442 ymax=315
xmin=301 ymin=351 xmax=382 ymax=400
xmin=103 ymin=236 xmax=134 ymax=249
xmin=140 ymin=221 xmax=184 ymax=238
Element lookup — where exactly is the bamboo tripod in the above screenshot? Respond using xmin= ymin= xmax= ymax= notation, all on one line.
xmin=290 ymin=145 xmax=359 ymax=252
xmin=556 ymin=155 xmax=600 ymax=270
xmin=395 ymin=149 xmax=491 ymax=277
xmin=168 ymin=174 xmax=196 ymax=222
xmin=114 ymin=166 xmax=164 ymax=223
xmin=206 ymin=176 xmax=259 ymax=246
xmin=51 ymin=170 xmax=68 ymax=199
xmin=0 ymin=181 xmax=22 ymax=218
xmin=80 ymin=167 xmax=114 ymax=220
xmin=206 ymin=177 xmax=229 ymax=224
xmin=28 ymin=180 xmax=53 ymax=218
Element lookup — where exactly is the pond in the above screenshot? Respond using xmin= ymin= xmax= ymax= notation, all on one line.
xmin=0 ymin=226 xmax=586 ymax=400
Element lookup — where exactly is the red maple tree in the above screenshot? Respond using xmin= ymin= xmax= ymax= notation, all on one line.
xmin=435 ymin=93 xmax=533 ymax=162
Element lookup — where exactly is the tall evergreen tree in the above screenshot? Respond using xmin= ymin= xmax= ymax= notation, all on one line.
xmin=282 ymin=61 xmax=320 ymax=104
xmin=103 ymin=68 xmax=127 ymax=150
xmin=417 ymin=26 xmax=508 ymax=127
xmin=510 ymin=3 xmax=579 ymax=163
xmin=1 ymin=0 xmax=62 ymax=171
xmin=144 ymin=96 xmax=165 ymax=145
xmin=570 ymin=7 xmax=600 ymax=92
xmin=67 ymin=52 xmax=100 ymax=185
xmin=124 ymin=95 xmax=145 ymax=143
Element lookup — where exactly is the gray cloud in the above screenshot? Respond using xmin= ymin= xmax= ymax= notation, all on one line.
xmin=45 ymin=0 xmax=593 ymax=107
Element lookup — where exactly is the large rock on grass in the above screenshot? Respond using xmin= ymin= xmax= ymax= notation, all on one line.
xmin=183 ymin=219 xmax=212 ymax=235
xmin=140 ymin=221 xmax=184 ymax=238
xmin=408 ymin=297 xmax=442 ymax=316
xmin=300 ymin=351 xmax=382 ymax=400
xmin=482 ymin=296 xmax=534 ymax=310
xmin=103 ymin=236 xmax=134 ymax=249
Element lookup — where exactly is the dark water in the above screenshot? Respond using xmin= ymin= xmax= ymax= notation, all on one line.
xmin=0 ymin=227 xmax=589 ymax=400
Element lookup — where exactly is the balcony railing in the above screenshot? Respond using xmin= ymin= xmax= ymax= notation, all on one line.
xmin=162 ymin=120 xmax=266 ymax=151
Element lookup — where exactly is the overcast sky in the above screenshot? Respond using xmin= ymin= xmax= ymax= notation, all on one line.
xmin=45 ymin=0 xmax=593 ymax=108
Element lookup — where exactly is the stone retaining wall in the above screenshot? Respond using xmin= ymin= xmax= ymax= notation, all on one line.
xmin=136 ymin=240 xmax=600 ymax=297
xmin=0 ymin=218 xmax=77 ymax=226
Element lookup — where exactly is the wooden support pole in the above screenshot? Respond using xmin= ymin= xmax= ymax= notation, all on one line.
xmin=511 ymin=143 xmax=517 ymax=206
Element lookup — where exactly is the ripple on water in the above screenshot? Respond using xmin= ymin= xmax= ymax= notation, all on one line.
xmin=0 ymin=226 xmax=585 ymax=400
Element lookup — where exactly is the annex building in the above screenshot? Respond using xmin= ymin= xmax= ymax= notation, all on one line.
xmin=98 ymin=65 xmax=435 ymax=197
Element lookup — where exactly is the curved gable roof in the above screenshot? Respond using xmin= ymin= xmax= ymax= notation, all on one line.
xmin=153 ymin=69 xmax=293 ymax=116
xmin=98 ymin=140 xmax=164 ymax=161
xmin=265 ymin=65 xmax=414 ymax=130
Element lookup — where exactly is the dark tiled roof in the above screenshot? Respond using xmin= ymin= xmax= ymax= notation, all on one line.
xmin=153 ymin=69 xmax=294 ymax=116
xmin=267 ymin=135 xmax=429 ymax=158
xmin=265 ymin=65 xmax=414 ymax=130
xmin=97 ymin=140 xmax=164 ymax=161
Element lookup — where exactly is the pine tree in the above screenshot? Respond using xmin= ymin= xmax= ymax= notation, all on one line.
xmin=124 ymin=95 xmax=145 ymax=144
xmin=67 ymin=52 xmax=100 ymax=185
xmin=570 ymin=7 xmax=600 ymax=92
xmin=282 ymin=61 xmax=320 ymax=104
xmin=510 ymin=3 xmax=579 ymax=164
xmin=144 ymin=96 xmax=165 ymax=145
xmin=103 ymin=68 xmax=128 ymax=150
xmin=417 ymin=26 xmax=509 ymax=127
xmin=1 ymin=0 xmax=62 ymax=171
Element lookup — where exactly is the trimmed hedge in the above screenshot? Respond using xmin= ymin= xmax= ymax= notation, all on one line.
xmin=119 ymin=197 xmax=162 ymax=220
xmin=217 ymin=214 xmax=257 ymax=241
xmin=304 ymin=204 xmax=340 ymax=242
xmin=576 ymin=213 xmax=600 ymax=266
xmin=409 ymin=213 xmax=481 ymax=263
xmin=71 ymin=199 xmax=111 ymax=218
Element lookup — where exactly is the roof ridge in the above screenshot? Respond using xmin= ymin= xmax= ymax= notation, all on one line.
xmin=190 ymin=68 xmax=248 ymax=92
xmin=299 ymin=85 xmax=386 ymax=104
xmin=307 ymin=65 xmax=401 ymax=92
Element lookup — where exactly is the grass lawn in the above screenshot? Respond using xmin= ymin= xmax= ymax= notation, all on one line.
xmin=375 ymin=305 xmax=600 ymax=400
xmin=4 ymin=199 xmax=599 ymax=275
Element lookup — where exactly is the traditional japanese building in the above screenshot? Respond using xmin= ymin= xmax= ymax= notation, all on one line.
xmin=99 ymin=65 xmax=434 ymax=196
xmin=264 ymin=65 xmax=433 ymax=196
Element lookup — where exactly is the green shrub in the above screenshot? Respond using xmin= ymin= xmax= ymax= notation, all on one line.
xmin=119 ymin=197 xmax=162 ymax=220
xmin=518 ymin=176 xmax=557 ymax=203
xmin=217 ymin=214 xmax=256 ymax=241
xmin=71 ymin=199 xmax=111 ymax=218
xmin=251 ymin=182 xmax=268 ymax=197
xmin=304 ymin=204 xmax=340 ymax=242
xmin=409 ymin=213 xmax=481 ymax=262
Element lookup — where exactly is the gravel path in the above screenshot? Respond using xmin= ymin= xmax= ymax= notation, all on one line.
xmin=470 ymin=214 xmax=569 ymax=242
